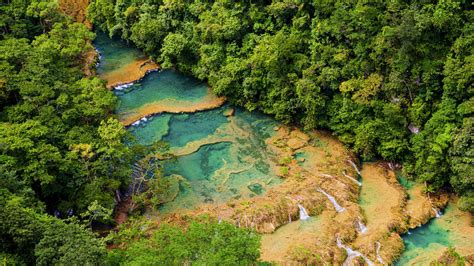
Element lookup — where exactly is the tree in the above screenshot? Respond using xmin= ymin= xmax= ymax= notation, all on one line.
xmin=108 ymin=220 xmax=261 ymax=265
xmin=35 ymin=221 xmax=106 ymax=265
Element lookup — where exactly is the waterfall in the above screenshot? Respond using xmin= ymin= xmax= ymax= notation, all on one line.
xmin=317 ymin=189 xmax=345 ymax=213
xmin=288 ymin=212 xmax=292 ymax=224
xmin=130 ymin=116 xmax=149 ymax=127
xmin=357 ymin=219 xmax=368 ymax=234
xmin=432 ymin=207 xmax=442 ymax=218
xmin=347 ymin=160 xmax=361 ymax=176
xmin=376 ymin=241 xmax=386 ymax=265
xmin=319 ymin=173 xmax=335 ymax=179
xmin=298 ymin=204 xmax=310 ymax=221
xmin=336 ymin=236 xmax=375 ymax=266
xmin=343 ymin=171 xmax=362 ymax=186
xmin=114 ymin=82 xmax=135 ymax=91
xmin=95 ymin=48 xmax=103 ymax=68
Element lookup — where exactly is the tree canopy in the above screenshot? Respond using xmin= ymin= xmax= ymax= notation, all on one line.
xmin=0 ymin=1 xmax=131 ymax=264
xmin=107 ymin=220 xmax=261 ymax=265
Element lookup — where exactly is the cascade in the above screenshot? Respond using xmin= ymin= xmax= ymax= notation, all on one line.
xmin=95 ymin=48 xmax=102 ymax=67
xmin=347 ymin=160 xmax=361 ymax=176
xmin=114 ymin=82 xmax=135 ymax=91
xmin=432 ymin=207 xmax=442 ymax=218
xmin=297 ymin=204 xmax=310 ymax=221
xmin=357 ymin=218 xmax=368 ymax=234
xmin=317 ymin=188 xmax=345 ymax=213
xmin=130 ymin=116 xmax=149 ymax=127
xmin=376 ymin=241 xmax=386 ymax=265
xmin=343 ymin=171 xmax=362 ymax=186
xmin=336 ymin=236 xmax=375 ymax=266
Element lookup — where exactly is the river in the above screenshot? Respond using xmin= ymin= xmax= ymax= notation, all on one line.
xmin=95 ymin=31 xmax=474 ymax=265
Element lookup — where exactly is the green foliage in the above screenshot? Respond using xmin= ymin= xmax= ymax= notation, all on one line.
xmin=108 ymin=220 xmax=261 ymax=265
xmin=1 ymin=0 xmax=134 ymax=216
xmin=0 ymin=189 xmax=107 ymax=265
xmin=88 ymin=0 xmax=474 ymax=209
xmin=35 ymin=221 xmax=106 ymax=265
xmin=0 ymin=1 xmax=136 ymax=264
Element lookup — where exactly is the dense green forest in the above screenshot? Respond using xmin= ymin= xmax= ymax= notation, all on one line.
xmin=0 ymin=0 xmax=127 ymax=263
xmin=88 ymin=0 xmax=473 ymax=211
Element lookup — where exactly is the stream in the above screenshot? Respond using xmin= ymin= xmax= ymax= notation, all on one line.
xmin=95 ymin=32 xmax=474 ymax=265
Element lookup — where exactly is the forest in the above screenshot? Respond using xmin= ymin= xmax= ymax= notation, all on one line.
xmin=0 ymin=0 xmax=472 ymax=265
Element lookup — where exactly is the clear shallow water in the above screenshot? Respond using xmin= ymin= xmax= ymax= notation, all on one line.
xmin=128 ymin=114 xmax=172 ymax=145
xmin=158 ymin=107 xmax=281 ymax=213
xmin=162 ymin=107 xmax=228 ymax=147
xmin=396 ymin=203 xmax=473 ymax=265
xmin=396 ymin=172 xmax=415 ymax=190
xmin=94 ymin=31 xmax=145 ymax=76
xmin=397 ymin=224 xmax=449 ymax=265
xmin=94 ymin=34 xmax=282 ymax=212
xmin=114 ymin=70 xmax=210 ymax=115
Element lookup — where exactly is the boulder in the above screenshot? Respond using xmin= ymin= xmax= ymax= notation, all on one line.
xmin=223 ymin=108 xmax=235 ymax=117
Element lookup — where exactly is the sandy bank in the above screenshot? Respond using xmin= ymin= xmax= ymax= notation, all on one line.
xmin=101 ymin=59 xmax=160 ymax=89
xmin=120 ymin=95 xmax=226 ymax=126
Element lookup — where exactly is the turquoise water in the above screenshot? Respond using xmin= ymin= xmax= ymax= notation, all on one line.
xmin=396 ymin=172 xmax=415 ymax=190
xmin=157 ymin=107 xmax=281 ymax=212
xmin=94 ymin=31 xmax=145 ymax=76
xmin=125 ymin=96 xmax=282 ymax=212
xmin=396 ymin=201 xmax=474 ymax=265
xmin=94 ymin=30 xmax=283 ymax=212
xmin=162 ymin=107 xmax=228 ymax=147
xmin=396 ymin=218 xmax=450 ymax=265
xmin=128 ymin=114 xmax=172 ymax=145
xmin=97 ymin=30 xmax=474 ymax=263
xmin=114 ymin=70 xmax=210 ymax=114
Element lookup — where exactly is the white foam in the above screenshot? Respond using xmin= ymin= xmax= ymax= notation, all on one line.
xmin=298 ymin=204 xmax=310 ymax=221
xmin=432 ymin=207 xmax=442 ymax=218
xmin=336 ymin=236 xmax=375 ymax=266
xmin=318 ymin=188 xmax=345 ymax=213
xmin=114 ymin=82 xmax=135 ymax=91
xmin=357 ymin=218 xmax=368 ymax=234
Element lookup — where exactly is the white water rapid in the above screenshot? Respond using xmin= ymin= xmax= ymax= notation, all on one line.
xmin=298 ymin=204 xmax=310 ymax=221
xmin=432 ymin=207 xmax=442 ymax=218
xmin=336 ymin=236 xmax=375 ymax=266
xmin=347 ymin=160 xmax=361 ymax=176
xmin=357 ymin=218 xmax=368 ymax=234
xmin=317 ymin=188 xmax=345 ymax=213
xmin=343 ymin=171 xmax=362 ymax=186
xmin=376 ymin=241 xmax=386 ymax=265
